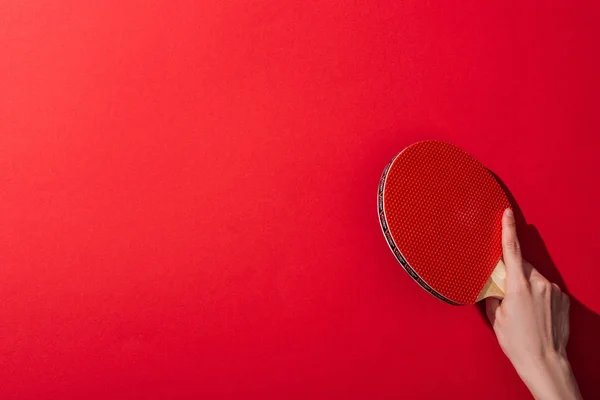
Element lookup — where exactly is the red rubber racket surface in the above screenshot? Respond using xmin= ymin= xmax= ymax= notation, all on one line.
xmin=378 ymin=141 xmax=510 ymax=305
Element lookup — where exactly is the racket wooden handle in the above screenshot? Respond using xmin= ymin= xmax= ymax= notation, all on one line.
xmin=476 ymin=259 xmax=506 ymax=301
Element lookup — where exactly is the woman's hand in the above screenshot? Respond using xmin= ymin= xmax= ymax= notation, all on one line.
xmin=486 ymin=209 xmax=582 ymax=400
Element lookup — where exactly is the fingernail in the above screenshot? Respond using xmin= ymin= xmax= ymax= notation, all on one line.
xmin=505 ymin=209 xmax=513 ymax=217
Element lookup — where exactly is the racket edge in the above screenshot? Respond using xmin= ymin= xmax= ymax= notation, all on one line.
xmin=378 ymin=151 xmax=461 ymax=306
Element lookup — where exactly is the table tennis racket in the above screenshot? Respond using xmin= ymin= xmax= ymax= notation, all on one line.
xmin=378 ymin=140 xmax=510 ymax=305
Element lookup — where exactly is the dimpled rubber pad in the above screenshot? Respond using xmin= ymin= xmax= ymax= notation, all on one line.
xmin=381 ymin=141 xmax=509 ymax=304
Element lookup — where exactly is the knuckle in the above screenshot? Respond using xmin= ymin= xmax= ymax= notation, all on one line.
xmin=551 ymin=283 xmax=562 ymax=293
xmin=503 ymin=238 xmax=521 ymax=252
xmin=505 ymin=219 xmax=517 ymax=229
xmin=531 ymin=276 xmax=551 ymax=293
xmin=529 ymin=275 xmax=541 ymax=286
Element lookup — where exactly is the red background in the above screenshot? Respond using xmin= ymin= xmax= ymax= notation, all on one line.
xmin=2 ymin=1 xmax=599 ymax=399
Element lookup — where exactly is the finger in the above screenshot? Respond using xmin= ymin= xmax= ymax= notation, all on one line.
xmin=551 ymin=283 xmax=564 ymax=346
xmin=552 ymin=282 xmax=562 ymax=293
xmin=501 ymin=209 xmax=525 ymax=284
xmin=485 ymin=297 xmax=501 ymax=327
xmin=562 ymin=292 xmax=570 ymax=308
xmin=529 ymin=268 xmax=550 ymax=295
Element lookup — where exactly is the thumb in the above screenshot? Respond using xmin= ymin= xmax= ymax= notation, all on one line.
xmin=485 ymin=297 xmax=501 ymax=327
xmin=501 ymin=208 xmax=526 ymax=289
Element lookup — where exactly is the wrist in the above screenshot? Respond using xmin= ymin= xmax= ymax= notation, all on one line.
xmin=516 ymin=352 xmax=581 ymax=400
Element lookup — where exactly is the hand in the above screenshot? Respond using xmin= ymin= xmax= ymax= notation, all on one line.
xmin=486 ymin=209 xmax=582 ymax=400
